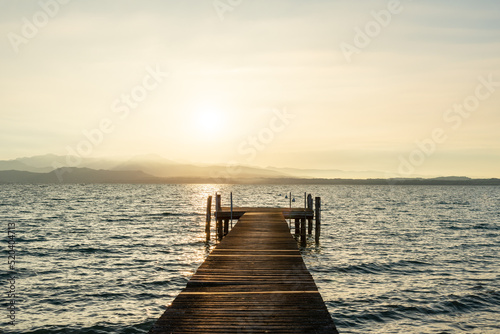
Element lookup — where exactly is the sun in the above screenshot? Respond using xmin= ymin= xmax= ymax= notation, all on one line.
xmin=195 ymin=106 xmax=224 ymax=135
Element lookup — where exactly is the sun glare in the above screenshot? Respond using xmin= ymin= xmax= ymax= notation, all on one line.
xmin=195 ymin=106 xmax=224 ymax=136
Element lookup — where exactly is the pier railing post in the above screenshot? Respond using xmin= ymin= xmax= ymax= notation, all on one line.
xmin=205 ymin=196 xmax=212 ymax=242
xmin=315 ymin=197 xmax=321 ymax=243
xmin=300 ymin=192 xmax=307 ymax=247
xmin=216 ymin=194 xmax=223 ymax=241
xmin=230 ymin=192 xmax=233 ymax=229
xmin=307 ymin=194 xmax=313 ymax=235
xmin=215 ymin=193 xmax=221 ymax=211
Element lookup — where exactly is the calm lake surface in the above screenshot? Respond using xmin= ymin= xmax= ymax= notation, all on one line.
xmin=1 ymin=184 xmax=499 ymax=333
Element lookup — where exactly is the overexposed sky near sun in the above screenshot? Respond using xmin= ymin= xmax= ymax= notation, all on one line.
xmin=1 ymin=0 xmax=499 ymax=177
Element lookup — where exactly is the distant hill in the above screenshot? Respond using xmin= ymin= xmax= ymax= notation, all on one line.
xmin=0 ymin=154 xmax=120 ymax=173
xmin=0 ymin=159 xmax=51 ymax=173
xmin=0 ymin=155 xmax=498 ymax=184
xmin=267 ymin=166 xmax=390 ymax=179
xmin=0 ymin=154 xmax=289 ymax=180
xmin=431 ymin=176 xmax=471 ymax=181
xmin=245 ymin=177 xmax=500 ymax=186
xmin=0 ymin=168 xmax=160 ymax=184
xmin=0 ymin=154 xmax=431 ymax=180
xmin=0 ymin=168 xmax=499 ymax=185
xmin=0 ymin=170 xmax=44 ymax=183
xmin=112 ymin=159 xmax=287 ymax=179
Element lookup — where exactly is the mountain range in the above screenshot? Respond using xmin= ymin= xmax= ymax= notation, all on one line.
xmin=0 ymin=154 xmax=498 ymax=185
xmin=0 ymin=154 xmax=385 ymax=180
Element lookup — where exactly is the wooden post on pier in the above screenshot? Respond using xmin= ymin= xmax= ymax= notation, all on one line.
xmin=205 ymin=196 xmax=212 ymax=242
xmin=216 ymin=194 xmax=222 ymax=241
xmin=307 ymin=194 xmax=313 ymax=235
xmin=294 ymin=218 xmax=300 ymax=235
xmin=223 ymin=219 xmax=229 ymax=236
xmin=230 ymin=192 xmax=233 ymax=229
xmin=300 ymin=218 xmax=306 ymax=247
xmin=315 ymin=197 xmax=321 ymax=243
xmin=215 ymin=193 xmax=221 ymax=211
xmin=217 ymin=220 xmax=223 ymax=240
xmin=300 ymin=192 xmax=307 ymax=247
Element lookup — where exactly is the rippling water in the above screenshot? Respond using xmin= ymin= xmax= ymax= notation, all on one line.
xmin=1 ymin=184 xmax=499 ymax=333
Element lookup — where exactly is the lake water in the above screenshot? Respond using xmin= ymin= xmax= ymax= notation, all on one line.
xmin=1 ymin=184 xmax=499 ymax=333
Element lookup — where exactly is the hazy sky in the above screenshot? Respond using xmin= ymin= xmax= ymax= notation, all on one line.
xmin=1 ymin=0 xmax=499 ymax=177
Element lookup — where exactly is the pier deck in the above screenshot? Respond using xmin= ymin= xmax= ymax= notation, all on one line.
xmin=149 ymin=211 xmax=338 ymax=334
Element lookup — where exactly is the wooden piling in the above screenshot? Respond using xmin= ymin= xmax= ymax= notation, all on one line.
xmin=223 ymin=218 xmax=229 ymax=236
xmin=215 ymin=193 xmax=221 ymax=211
xmin=216 ymin=194 xmax=222 ymax=241
xmin=217 ymin=220 xmax=223 ymax=241
xmin=294 ymin=218 xmax=300 ymax=235
xmin=205 ymin=196 xmax=212 ymax=242
xmin=230 ymin=192 xmax=233 ymax=229
xmin=307 ymin=194 xmax=313 ymax=235
xmin=315 ymin=197 xmax=321 ymax=243
xmin=300 ymin=218 xmax=307 ymax=247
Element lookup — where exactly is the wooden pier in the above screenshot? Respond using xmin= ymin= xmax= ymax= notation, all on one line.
xmin=149 ymin=195 xmax=338 ymax=333
xmin=209 ymin=193 xmax=322 ymax=246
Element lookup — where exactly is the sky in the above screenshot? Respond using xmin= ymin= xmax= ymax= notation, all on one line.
xmin=1 ymin=0 xmax=499 ymax=178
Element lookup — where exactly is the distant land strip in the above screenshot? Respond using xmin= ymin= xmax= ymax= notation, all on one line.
xmin=0 ymin=168 xmax=499 ymax=185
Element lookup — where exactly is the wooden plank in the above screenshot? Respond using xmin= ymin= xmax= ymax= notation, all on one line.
xmin=149 ymin=211 xmax=338 ymax=334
